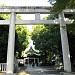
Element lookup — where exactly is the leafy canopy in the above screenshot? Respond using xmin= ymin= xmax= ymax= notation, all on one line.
xmin=48 ymin=0 xmax=75 ymax=13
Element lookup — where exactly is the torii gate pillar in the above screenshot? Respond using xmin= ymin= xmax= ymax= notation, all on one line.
xmin=6 ymin=11 xmax=16 ymax=73
xmin=59 ymin=12 xmax=71 ymax=72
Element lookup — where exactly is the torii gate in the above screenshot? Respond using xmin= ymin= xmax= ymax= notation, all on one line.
xmin=0 ymin=6 xmax=75 ymax=73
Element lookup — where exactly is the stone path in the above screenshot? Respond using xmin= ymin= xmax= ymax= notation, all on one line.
xmin=0 ymin=66 xmax=75 ymax=75
xmin=25 ymin=66 xmax=58 ymax=74
xmin=18 ymin=66 xmax=59 ymax=75
xmin=18 ymin=66 xmax=75 ymax=75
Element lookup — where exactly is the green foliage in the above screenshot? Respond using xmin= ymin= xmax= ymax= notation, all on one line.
xmin=68 ymin=32 xmax=75 ymax=63
xmin=0 ymin=4 xmax=6 ymax=6
xmin=0 ymin=14 xmax=10 ymax=19
xmin=0 ymin=4 xmax=10 ymax=19
xmin=48 ymin=0 xmax=75 ymax=13
xmin=0 ymin=25 xmax=9 ymax=62
xmin=16 ymin=25 xmax=30 ymax=57
xmin=0 ymin=15 xmax=9 ymax=62
xmin=32 ymin=23 xmax=61 ymax=63
xmin=16 ymin=14 xmax=22 ymax=20
xmin=32 ymin=13 xmax=75 ymax=64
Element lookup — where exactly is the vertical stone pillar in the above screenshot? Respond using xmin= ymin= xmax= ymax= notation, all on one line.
xmin=6 ymin=11 xmax=16 ymax=73
xmin=24 ymin=58 xmax=25 ymax=66
xmin=35 ymin=13 xmax=40 ymax=20
xmin=34 ymin=58 xmax=35 ymax=64
xmin=59 ymin=12 xmax=71 ymax=72
xmin=28 ymin=58 xmax=29 ymax=66
xmin=38 ymin=58 xmax=39 ymax=66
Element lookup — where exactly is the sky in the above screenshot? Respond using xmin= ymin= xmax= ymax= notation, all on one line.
xmin=0 ymin=0 xmax=51 ymax=30
xmin=0 ymin=0 xmax=50 ymax=6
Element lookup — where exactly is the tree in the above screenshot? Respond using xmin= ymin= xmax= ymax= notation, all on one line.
xmin=48 ymin=1 xmax=75 ymax=65
xmin=0 ymin=21 xmax=9 ymax=62
xmin=48 ymin=0 xmax=75 ymax=23
xmin=16 ymin=25 xmax=30 ymax=58
xmin=32 ymin=23 xmax=61 ymax=63
xmin=48 ymin=0 xmax=75 ymax=13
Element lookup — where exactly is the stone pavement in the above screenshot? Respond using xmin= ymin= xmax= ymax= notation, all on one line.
xmin=18 ymin=66 xmax=75 ymax=75
xmin=18 ymin=66 xmax=58 ymax=75
xmin=0 ymin=66 xmax=75 ymax=75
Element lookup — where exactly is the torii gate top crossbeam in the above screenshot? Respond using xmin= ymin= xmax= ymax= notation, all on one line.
xmin=0 ymin=6 xmax=51 ymax=14
xmin=0 ymin=6 xmax=74 ymax=25
xmin=0 ymin=6 xmax=75 ymax=14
